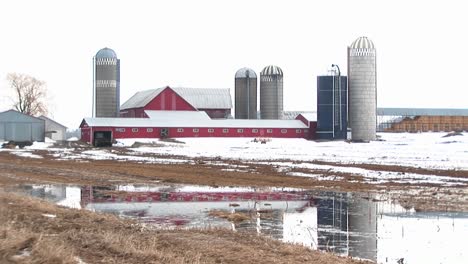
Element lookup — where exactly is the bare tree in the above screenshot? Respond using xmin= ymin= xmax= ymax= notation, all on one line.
xmin=7 ymin=73 xmax=48 ymax=116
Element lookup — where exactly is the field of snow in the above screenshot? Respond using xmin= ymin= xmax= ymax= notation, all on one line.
xmin=2 ymin=132 xmax=467 ymax=187
xmin=125 ymin=132 xmax=468 ymax=170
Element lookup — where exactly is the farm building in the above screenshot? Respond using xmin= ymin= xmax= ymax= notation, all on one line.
xmin=39 ymin=115 xmax=68 ymax=141
xmin=80 ymin=110 xmax=316 ymax=146
xmin=377 ymin=108 xmax=468 ymax=132
xmin=120 ymin=86 xmax=232 ymax=119
xmin=0 ymin=110 xmax=45 ymax=142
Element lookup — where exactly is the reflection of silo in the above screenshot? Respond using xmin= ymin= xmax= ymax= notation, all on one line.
xmin=260 ymin=65 xmax=283 ymax=119
xmin=348 ymin=37 xmax=377 ymax=141
xmin=93 ymin=47 xmax=120 ymax=117
xmin=347 ymin=197 xmax=377 ymax=261
xmin=235 ymin=68 xmax=257 ymax=119
xmin=317 ymin=73 xmax=348 ymax=139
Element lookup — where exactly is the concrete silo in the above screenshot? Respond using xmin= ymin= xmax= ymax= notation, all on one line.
xmin=93 ymin=47 xmax=120 ymax=117
xmin=260 ymin=65 xmax=283 ymax=119
xmin=348 ymin=37 xmax=377 ymax=141
xmin=235 ymin=68 xmax=257 ymax=119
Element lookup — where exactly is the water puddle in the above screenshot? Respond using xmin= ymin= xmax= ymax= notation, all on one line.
xmin=11 ymin=184 xmax=468 ymax=264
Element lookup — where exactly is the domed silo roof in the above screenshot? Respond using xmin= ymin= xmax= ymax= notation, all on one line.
xmin=95 ymin=47 xmax=117 ymax=58
xmin=350 ymin=37 xmax=375 ymax=49
xmin=235 ymin=67 xmax=257 ymax=78
xmin=261 ymin=65 xmax=283 ymax=76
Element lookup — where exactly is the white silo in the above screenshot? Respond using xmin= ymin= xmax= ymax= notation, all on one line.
xmin=260 ymin=65 xmax=283 ymax=119
xmin=348 ymin=37 xmax=377 ymax=141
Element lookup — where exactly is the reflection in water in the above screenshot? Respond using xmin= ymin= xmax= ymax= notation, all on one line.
xmin=15 ymin=184 xmax=468 ymax=264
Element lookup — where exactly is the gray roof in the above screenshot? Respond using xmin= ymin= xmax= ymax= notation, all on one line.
xmin=121 ymin=87 xmax=233 ymax=110
xmin=350 ymin=36 xmax=375 ymax=49
xmin=235 ymin=67 xmax=257 ymax=78
xmin=261 ymin=65 xmax=283 ymax=76
xmin=0 ymin=109 xmax=44 ymax=123
xmin=38 ymin=115 xmax=67 ymax=129
xmin=282 ymin=111 xmax=316 ymax=120
xmin=95 ymin=47 xmax=117 ymax=58
xmin=377 ymin=108 xmax=468 ymax=116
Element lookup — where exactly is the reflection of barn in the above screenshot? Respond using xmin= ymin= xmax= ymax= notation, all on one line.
xmin=378 ymin=108 xmax=468 ymax=132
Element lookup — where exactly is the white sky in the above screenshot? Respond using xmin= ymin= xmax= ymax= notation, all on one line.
xmin=0 ymin=0 xmax=467 ymax=128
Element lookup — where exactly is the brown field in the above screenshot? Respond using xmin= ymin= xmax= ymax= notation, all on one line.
xmin=0 ymin=192 xmax=369 ymax=264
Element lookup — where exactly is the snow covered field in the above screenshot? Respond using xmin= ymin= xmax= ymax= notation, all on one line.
xmin=2 ymin=132 xmax=468 ymax=187
xmin=125 ymin=132 xmax=468 ymax=170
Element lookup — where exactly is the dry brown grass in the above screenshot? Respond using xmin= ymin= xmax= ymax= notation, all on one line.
xmin=208 ymin=210 xmax=251 ymax=223
xmin=0 ymin=191 xmax=370 ymax=264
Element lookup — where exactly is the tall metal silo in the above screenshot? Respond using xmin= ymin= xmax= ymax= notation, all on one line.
xmin=348 ymin=36 xmax=377 ymax=141
xmin=317 ymin=66 xmax=348 ymax=140
xmin=235 ymin=68 xmax=257 ymax=119
xmin=93 ymin=47 xmax=120 ymax=117
xmin=260 ymin=65 xmax=283 ymax=119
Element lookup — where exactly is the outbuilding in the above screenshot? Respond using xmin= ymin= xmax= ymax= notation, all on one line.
xmin=0 ymin=109 xmax=45 ymax=142
xmin=39 ymin=115 xmax=67 ymax=141
xmin=80 ymin=110 xmax=312 ymax=146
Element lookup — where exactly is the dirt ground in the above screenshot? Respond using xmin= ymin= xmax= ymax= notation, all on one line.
xmin=0 ymin=151 xmax=467 ymax=211
xmin=0 ymin=192 xmax=369 ymax=264
xmin=0 ymin=149 xmax=467 ymax=263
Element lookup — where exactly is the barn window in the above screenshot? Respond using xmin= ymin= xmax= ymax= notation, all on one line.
xmin=147 ymin=128 xmax=153 ymax=132
xmin=208 ymin=129 xmax=214 ymax=133
xmin=281 ymin=129 xmax=287 ymax=134
xmin=193 ymin=128 xmax=199 ymax=133
xmin=296 ymin=129 xmax=301 ymax=134
xmin=222 ymin=129 xmax=229 ymax=133
xmin=116 ymin=128 xmax=125 ymax=132
xmin=237 ymin=129 xmax=244 ymax=133
xmin=132 ymin=128 xmax=139 ymax=133
xmin=177 ymin=128 xmax=184 ymax=133
xmin=267 ymin=129 xmax=273 ymax=133
xmin=252 ymin=129 xmax=258 ymax=133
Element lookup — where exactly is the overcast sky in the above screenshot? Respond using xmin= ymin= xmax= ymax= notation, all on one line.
xmin=0 ymin=0 xmax=466 ymax=128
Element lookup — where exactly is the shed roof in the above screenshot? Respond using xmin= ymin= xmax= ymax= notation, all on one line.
xmin=0 ymin=109 xmax=44 ymax=123
xmin=377 ymin=108 xmax=468 ymax=116
xmin=82 ymin=111 xmax=307 ymax=129
xmin=39 ymin=115 xmax=68 ymax=129
xmin=120 ymin=87 xmax=232 ymax=110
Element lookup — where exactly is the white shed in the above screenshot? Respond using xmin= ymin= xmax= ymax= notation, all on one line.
xmin=39 ymin=115 xmax=67 ymax=141
xmin=0 ymin=109 xmax=45 ymax=142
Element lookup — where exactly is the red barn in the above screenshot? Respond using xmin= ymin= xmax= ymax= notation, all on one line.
xmin=80 ymin=110 xmax=314 ymax=146
xmin=120 ymin=86 xmax=232 ymax=119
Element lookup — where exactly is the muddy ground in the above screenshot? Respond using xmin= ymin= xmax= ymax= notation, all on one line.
xmin=0 ymin=149 xmax=467 ymax=263
xmin=0 ymin=151 xmax=467 ymax=212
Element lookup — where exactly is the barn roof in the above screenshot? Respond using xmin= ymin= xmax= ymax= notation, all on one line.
xmin=120 ymin=87 xmax=233 ymax=110
xmin=297 ymin=113 xmax=317 ymax=122
xmin=282 ymin=111 xmax=317 ymax=121
xmin=82 ymin=111 xmax=307 ymax=129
